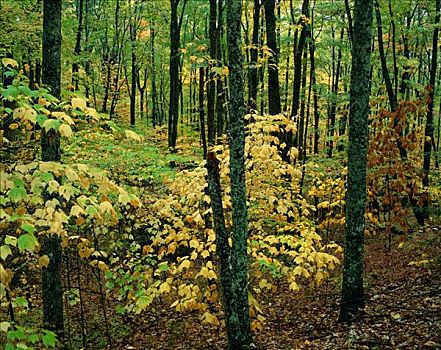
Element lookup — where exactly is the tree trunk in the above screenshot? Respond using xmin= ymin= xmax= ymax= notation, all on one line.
xmin=151 ymin=23 xmax=158 ymax=127
xmin=310 ymin=34 xmax=320 ymax=154
xmin=216 ymin=0 xmax=225 ymax=139
xmin=222 ymin=0 xmax=253 ymax=347
xmin=207 ymin=0 xmax=217 ymax=145
xmin=263 ymin=0 xmax=281 ymax=115
xmin=72 ymin=0 xmax=83 ymax=91
xmin=168 ymin=0 xmax=187 ymax=149
xmin=199 ymin=67 xmax=207 ymax=158
xmin=327 ymin=28 xmax=344 ymax=158
xmin=41 ymin=0 xmax=63 ymax=334
xmin=421 ymin=0 xmax=440 ymax=219
xmin=247 ymin=0 xmax=260 ymax=113
xmin=339 ymin=0 xmax=373 ymax=323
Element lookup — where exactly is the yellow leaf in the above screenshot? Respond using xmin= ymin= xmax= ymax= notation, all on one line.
xmin=99 ymin=201 xmax=113 ymax=214
xmin=39 ymin=255 xmax=50 ymax=268
xmin=179 ymin=259 xmax=191 ymax=271
xmin=207 ymin=269 xmax=217 ymax=280
xmin=201 ymin=311 xmax=220 ymax=325
xmin=159 ymin=281 xmax=171 ymax=294
xmin=72 ymin=97 xmax=87 ymax=111
xmin=0 ymin=321 xmax=10 ymax=332
xmin=189 ymin=239 xmax=199 ymax=249
xmin=70 ymin=205 xmax=84 ymax=217
xmin=289 ymin=281 xmax=300 ymax=291
xmin=97 ymin=261 xmax=109 ymax=272
xmin=2 ymin=58 xmax=18 ymax=68
xmin=125 ymin=129 xmax=142 ymax=141
xmin=201 ymin=250 xmax=210 ymax=258
xmin=13 ymin=107 xmax=37 ymax=123
xmin=59 ymin=124 xmax=73 ymax=137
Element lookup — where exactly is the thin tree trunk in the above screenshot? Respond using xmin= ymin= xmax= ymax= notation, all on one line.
xmin=247 ymin=0 xmax=260 ymax=112
xmin=199 ymin=67 xmax=207 ymax=158
xmin=216 ymin=0 xmax=224 ymax=139
xmin=421 ymin=0 xmax=440 ymax=219
xmin=327 ymin=28 xmax=344 ymax=158
xmin=263 ymin=0 xmax=281 ymax=115
xmin=339 ymin=0 xmax=374 ymax=323
xmin=72 ymin=0 xmax=84 ymax=91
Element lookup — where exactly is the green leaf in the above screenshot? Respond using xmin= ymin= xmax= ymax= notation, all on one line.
xmin=36 ymin=114 xmax=48 ymax=127
xmin=8 ymin=187 xmax=27 ymax=202
xmin=42 ymin=119 xmax=61 ymax=132
xmin=3 ymin=86 xmax=19 ymax=100
xmin=85 ymin=205 xmax=98 ymax=216
xmin=5 ymin=343 xmax=14 ymax=350
xmin=8 ymin=328 xmax=25 ymax=340
xmin=13 ymin=178 xmax=25 ymax=187
xmin=0 ymin=245 xmax=12 ymax=260
xmin=40 ymin=172 xmax=54 ymax=182
xmin=158 ymin=262 xmax=169 ymax=271
xmin=14 ymin=296 xmax=28 ymax=308
xmin=42 ymin=331 xmax=56 ymax=347
xmin=17 ymin=233 xmax=38 ymax=253
xmin=21 ymin=223 xmax=36 ymax=234
xmin=28 ymin=333 xmax=39 ymax=344
xmin=16 ymin=342 xmax=28 ymax=349
xmin=5 ymin=236 xmax=17 ymax=247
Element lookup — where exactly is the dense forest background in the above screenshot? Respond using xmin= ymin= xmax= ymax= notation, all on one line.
xmin=1 ymin=0 xmax=440 ymax=349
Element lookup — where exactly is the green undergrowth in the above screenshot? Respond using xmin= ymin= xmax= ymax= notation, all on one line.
xmin=63 ymin=121 xmax=202 ymax=193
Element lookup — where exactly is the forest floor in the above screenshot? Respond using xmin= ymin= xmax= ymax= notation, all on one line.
xmin=5 ymin=118 xmax=439 ymax=349
xmin=60 ymin=119 xmax=441 ymax=350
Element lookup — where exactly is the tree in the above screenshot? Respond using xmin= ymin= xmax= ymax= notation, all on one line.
xmin=217 ymin=0 xmax=251 ymax=350
xmin=247 ymin=0 xmax=261 ymax=113
xmin=421 ymin=0 xmax=440 ymax=219
xmin=168 ymin=0 xmax=187 ymax=149
xmin=41 ymin=0 xmax=64 ymax=333
xmin=263 ymin=0 xmax=281 ymax=115
xmin=339 ymin=0 xmax=374 ymax=323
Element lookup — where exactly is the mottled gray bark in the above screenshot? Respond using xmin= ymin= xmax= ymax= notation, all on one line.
xmin=223 ymin=0 xmax=252 ymax=347
xmin=41 ymin=0 xmax=64 ymax=333
xmin=339 ymin=0 xmax=373 ymax=323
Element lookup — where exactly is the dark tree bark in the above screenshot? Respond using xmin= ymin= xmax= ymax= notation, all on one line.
xmin=199 ymin=67 xmax=207 ymax=158
xmin=247 ymin=0 xmax=260 ymax=113
xmin=72 ymin=0 xmax=84 ymax=91
xmin=137 ymin=68 xmax=148 ymax=120
xmin=216 ymin=0 xmax=225 ymax=139
xmin=168 ymin=0 xmax=187 ymax=149
xmin=263 ymin=0 xmax=281 ymax=115
xmin=298 ymin=47 xmax=308 ymax=160
xmin=421 ymin=0 xmax=440 ymax=219
xmin=128 ymin=0 xmax=140 ymax=126
xmin=217 ymin=0 xmax=253 ymax=347
xmin=150 ymin=23 xmax=158 ymax=127
xmin=283 ymin=0 xmax=309 ymax=162
xmin=344 ymin=0 xmax=353 ymax=44
xmin=41 ymin=0 xmax=64 ymax=333
xmin=339 ymin=0 xmax=374 ymax=323
xmin=327 ymin=28 xmax=344 ymax=158
xmin=310 ymin=33 xmax=320 ymax=154
xmin=291 ymin=0 xmax=310 ymax=119
xmin=207 ymin=0 xmax=217 ymax=145
xmin=375 ymin=1 xmax=397 ymax=112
